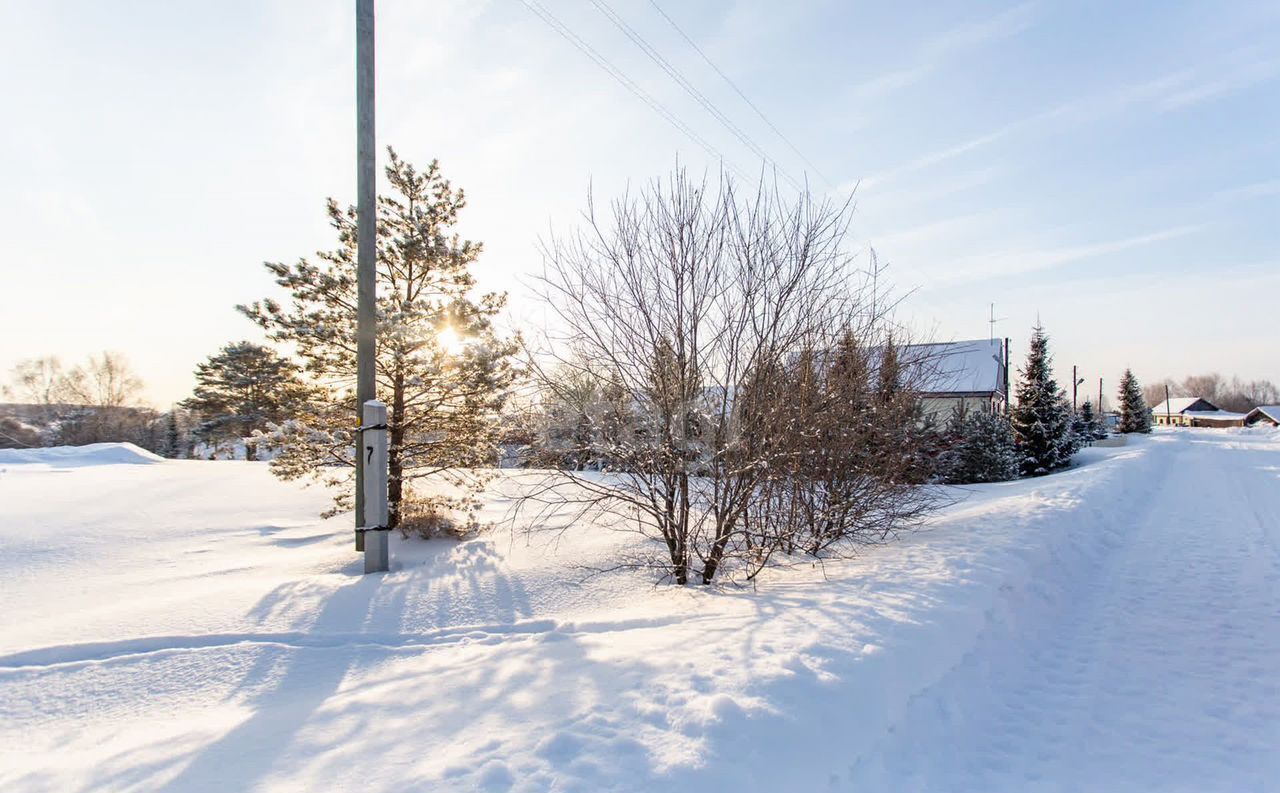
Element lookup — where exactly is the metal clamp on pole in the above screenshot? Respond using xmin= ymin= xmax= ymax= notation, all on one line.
xmin=360 ymin=400 xmax=390 ymax=574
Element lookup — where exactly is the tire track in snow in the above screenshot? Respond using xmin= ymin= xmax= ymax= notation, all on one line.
xmin=861 ymin=431 xmax=1280 ymax=791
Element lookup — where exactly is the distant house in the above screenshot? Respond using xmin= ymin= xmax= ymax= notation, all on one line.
xmin=1244 ymin=406 xmax=1280 ymax=427
xmin=1151 ymin=397 xmax=1215 ymax=426
xmin=1185 ymin=410 xmax=1247 ymax=428
xmin=902 ymin=339 xmax=1009 ymax=422
xmin=1150 ymin=396 xmax=1247 ymax=428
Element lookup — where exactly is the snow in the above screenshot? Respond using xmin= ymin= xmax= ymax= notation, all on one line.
xmin=0 ymin=441 xmax=163 ymax=467
xmin=2 ymin=432 xmax=1279 ymax=791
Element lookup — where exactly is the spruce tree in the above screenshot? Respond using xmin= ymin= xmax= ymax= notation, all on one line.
xmin=943 ymin=408 xmax=1019 ymax=484
xmin=163 ymin=409 xmax=182 ymax=459
xmin=1010 ymin=324 xmax=1074 ymax=476
xmin=1117 ymin=368 xmax=1151 ymax=433
xmin=181 ymin=342 xmax=312 ymax=460
xmin=240 ymin=149 xmax=517 ymax=526
xmin=1067 ymin=407 xmax=1093 ymax=451
xmin=1078 ymin=399 xmax=1106 ymax=440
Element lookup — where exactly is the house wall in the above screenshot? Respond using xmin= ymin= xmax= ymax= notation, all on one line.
xmin=1154 ymin=413 xmax=1246 ymax=428
xmin=1189 ymin=416 xmax=1245 ymax=428
xmin=920 ymin=394 xmax=1005 ymax=424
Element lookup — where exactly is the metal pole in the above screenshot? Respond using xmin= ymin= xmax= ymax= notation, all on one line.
xmin=1165 ymin=383 xmax=1173 ymax=427
xmin=1098 ymin=378 xmax=1103 ymax=415
xmin=1003 ymin=337 xmax=1010 ymax=411
xmin=355 ymin=0 xmax=376 ymax=551
xmin=1072 ymin=365 xmax=1078 ymax=412
xmin=362 ymin=400 xmax=390 ymax=573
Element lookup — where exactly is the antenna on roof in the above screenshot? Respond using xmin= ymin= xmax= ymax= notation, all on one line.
xmin=870 ymin=247 xmax=885 ymax=328
xmin=988 ymin=303 xmax=1006 ymax=342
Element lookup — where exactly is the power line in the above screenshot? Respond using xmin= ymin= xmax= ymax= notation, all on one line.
xmin=588 ymin=0 xmax=803 ymax=191
xmin=519 ymin=0 xmax=751 ymax=183
xmin=646 ymin=0 xmax=833 ymax=188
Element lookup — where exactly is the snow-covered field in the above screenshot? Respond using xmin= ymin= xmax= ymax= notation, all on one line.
xmin=2 ymin=430 xmax=1278 ymax=792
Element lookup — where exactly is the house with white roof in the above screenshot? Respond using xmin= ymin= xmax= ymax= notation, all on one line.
xmin=1150 ymin=396 xmax=1247 ymax=428
xmin=802 ymin=337 xmax=1009 ymax=423
xmin=1244 ymin=406 xmax=1280 ymax=427
xmin=901 ymin=338 xmax=1009 ymax=422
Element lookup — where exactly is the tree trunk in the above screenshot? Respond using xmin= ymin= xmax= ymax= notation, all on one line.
xmin=387 ymin=370 xmax=407 ymax=529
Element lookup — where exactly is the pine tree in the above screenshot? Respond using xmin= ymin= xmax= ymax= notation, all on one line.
xmin=181 ymin=342 xmax=312 ymax=460
xmin=240 ymin=149 xmax=517 ymax=526
xmin=1117 ymin=368 xmax=1151 ymax=434
xmin=943 ymin=407 xmax=1019 ymax=484
xmin=1010 ymin=324 xmax=1074 ymax=476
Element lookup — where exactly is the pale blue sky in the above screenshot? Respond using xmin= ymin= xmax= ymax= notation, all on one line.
xmin=1 ymin=0 xmax=1276 ymax=404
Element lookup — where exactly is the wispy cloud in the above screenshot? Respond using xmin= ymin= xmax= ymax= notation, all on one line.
xmin=856 ymin=166 xmax=1002 ymax=208
xmin=1211 ymin=179 xmax=1280 ymax=203
xmin=861 ymin=128 xmax=1015 ymax=190
xmin=1158 ymin=52 xmax=1280 ymax=109
xmin=846 ymin=2 xmax=1037 ymax=103
xmin=862 ymin=52 xmax=1280 ymax=190
xmin=869 ymin=208 xmax=1013 ymax=252
xmin=929 ymin=224 xmax=1204 ymax=284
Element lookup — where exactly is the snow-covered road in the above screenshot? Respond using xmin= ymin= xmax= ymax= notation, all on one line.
xmin=1 ymin=430 xmax=1278 ymax=791
xmin=863 ymin=431 xmax=1280 ymax=790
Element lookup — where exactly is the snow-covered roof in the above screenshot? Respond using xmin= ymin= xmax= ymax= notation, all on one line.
xmin=1245 ymin=406 xmax=1280 ymax=423
xmin=1150 ymin=396 xmax=1218 ymax=415
xmin=902 ymin=339 xmax=1005 ymax=396
xmin=1184 ymin=409 xmax=1247 ymax=420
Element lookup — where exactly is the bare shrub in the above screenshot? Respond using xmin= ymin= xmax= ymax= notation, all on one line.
xmin=397 ymin=490 xmax=476 ymax=540
xmin=519 ymin=169 xmax=943 ymax=585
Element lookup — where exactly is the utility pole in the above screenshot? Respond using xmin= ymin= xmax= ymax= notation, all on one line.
xmin=1098 ymin=377 xmax=1103 ymax=414
xmin=1165 ymin=383 xmax=1173 ymax=427
xmin=1003 ymin=337 xmax=1011 ymax=411
xmin=355 ymin=0 xmax=377 ymax=553
xmin=1073 ymin=365 xmax=1078 ymax=412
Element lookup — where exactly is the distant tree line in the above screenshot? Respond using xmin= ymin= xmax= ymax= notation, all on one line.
xmin=1 ymin=352 xmax=181 ymax=453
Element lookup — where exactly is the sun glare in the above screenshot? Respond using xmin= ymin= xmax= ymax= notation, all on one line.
xmin=437 ymin=326 xmax=466 ymax=355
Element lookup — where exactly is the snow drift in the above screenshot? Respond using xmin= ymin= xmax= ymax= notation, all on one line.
xmin=0 ymin=442 xmax=164 ymax=467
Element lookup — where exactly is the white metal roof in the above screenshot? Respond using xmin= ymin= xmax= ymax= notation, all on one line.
xmin=901 ymin=338 xmax=1005 ymax=396
xmin=1150 ymin=396 xmax=1217 ymax=415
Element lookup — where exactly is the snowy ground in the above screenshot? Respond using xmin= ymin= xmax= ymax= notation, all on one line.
xmin=1 ymin=430 xmax=1278 ymax=792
